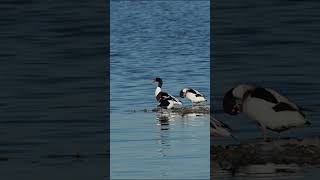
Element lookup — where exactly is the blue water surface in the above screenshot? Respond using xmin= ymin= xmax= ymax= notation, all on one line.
xmin=111 ymin=0 xmax=210 ymax=179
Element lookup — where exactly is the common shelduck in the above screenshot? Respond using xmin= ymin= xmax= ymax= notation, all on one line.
xmin=223 ymin=84 xmax=311 ymax=140
xmin=153 ymin=77 xmax=182 ymax=110
xmin=180 ymin=88 xmax=207 ymax=105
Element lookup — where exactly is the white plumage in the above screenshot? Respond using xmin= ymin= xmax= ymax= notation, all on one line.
xmin=180 ymin=88 xmax=207 ymax=105
xmin=242 ymin=95 xmax=306 ymax=131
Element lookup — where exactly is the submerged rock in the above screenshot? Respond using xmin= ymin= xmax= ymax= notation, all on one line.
xmin=212 ymin=137 xmax=320 ymax=171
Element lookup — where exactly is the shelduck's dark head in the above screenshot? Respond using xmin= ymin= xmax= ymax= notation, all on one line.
xmin=179 ymin=88 xmax=188 ymax=98
xmin=223 ymin=84 xmax=256 ymax=115
xmin=153 ymin=77 xmax=163 ymax=88
xmin=223 ymin=88 xmax=241 ymax=115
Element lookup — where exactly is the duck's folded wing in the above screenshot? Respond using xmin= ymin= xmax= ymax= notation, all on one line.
xmin=189 ymin=88 xmax=205 ymax=97
xmin=168 ymin=94 xmax=182 ymax=103
xmin=158 ymin=97 xmax=170 ymax=106
xmin=160 ymin=92 xmax=170 ymax=98
xmin=194 ymin=89 xmax=205 ymax=97
xmin=272 ymin=102 xmax=306 ymax=118
xmin=266 ymin=88 xmax=299 ymax=110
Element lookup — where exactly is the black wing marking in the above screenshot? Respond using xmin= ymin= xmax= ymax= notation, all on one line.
xmin=158 ymin=98 xmax=170 ymax=108
xmin=160 ymin=92 xmax=180 ymax=103
xmin=168 ymin=95 xmax=181 ymax=103
xmin=161 ymin=92 xmax=170 ymax=97
xmin=251 ymin=88 xmax=278 ymax=104
xmin=156 ymin=92 xmax=170 ymax=101
xmin=186 ymin=89 xmax=198 ymax=95
xmin=165 ymin=96 xmax=175 ymax=101
xmin=273 ymin=102 xmax=297 ymax=112
xmin=273 ymin=102 xmax=306 ymax=118
xmin=187 ymin=88 xmax=204 ymax=97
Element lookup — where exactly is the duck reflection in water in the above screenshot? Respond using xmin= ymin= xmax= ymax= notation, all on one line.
xmin=156 ymin=113 xmax=170 ymax=130
xmin=155 ymin=114 xmax=171 ymax=158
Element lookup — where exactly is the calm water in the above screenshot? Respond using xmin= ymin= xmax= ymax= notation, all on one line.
xmin=212 ymin=0 xmax=320 ymax=179
xmin=111 ymin=0 xmax=210 ymax=179
xmin=0 ymin=1 xmax=108 ymax=180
